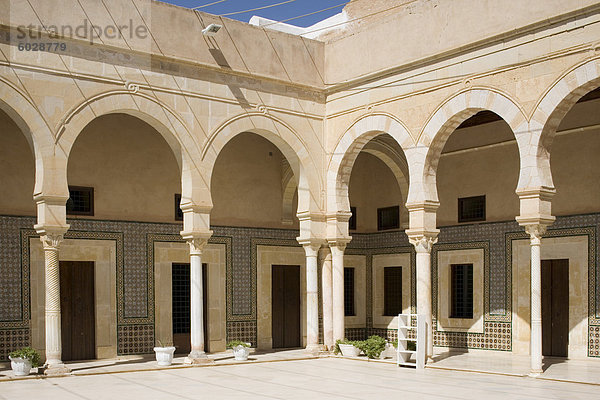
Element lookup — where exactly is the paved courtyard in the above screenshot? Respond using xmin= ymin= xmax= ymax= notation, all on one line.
xmin=0 ymin=358 xmax=597 ymax=400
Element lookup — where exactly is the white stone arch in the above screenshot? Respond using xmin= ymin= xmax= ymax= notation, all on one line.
xmin=0 ymin=76 xmax=56 ymax=197
xmin=202 ymin=112 xmax=322 ymax=217
xmin=527 ymin=57 xmax=600 ymax=191
xmin=416 ymin=88 xmax=528 ymax=203
xmin=327 ymin=113 xmax=414 ymax=223
xmin=56 ymin=91 xmax=210 ymax=210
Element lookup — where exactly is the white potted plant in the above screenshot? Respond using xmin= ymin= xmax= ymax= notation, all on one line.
xmin=153 ymin=340 xmax=176 ymax=366
xmin=227 ymin=340 xmax=251 ymax=361
xmin=335 ymin=339 xmax=362 ymax=357
xmin=9 ymin=347 xmax=41 ymax=376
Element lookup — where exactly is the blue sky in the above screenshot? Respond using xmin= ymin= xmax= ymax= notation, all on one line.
xmin=159 ymin=0 xmax=349 ymax=27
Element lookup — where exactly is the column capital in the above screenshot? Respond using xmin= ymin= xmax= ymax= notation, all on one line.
xmin=524 ymin=224 xmax=548 ymax=245
xmin=181 ymin=231 xmax=213 ymax=255
xmin=407 ymin=231 xmax=439 ymax=253
xmin=35 ymin=226 xmax=69 ymax=250
xmin=327 ymin=238 xmax=350 ymax=253
xmin=299 ymin=239 xmax=324 ymax=257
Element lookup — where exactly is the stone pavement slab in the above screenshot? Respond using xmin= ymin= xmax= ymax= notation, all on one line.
xmin=0 ymin=358 xmax=598 ymax=400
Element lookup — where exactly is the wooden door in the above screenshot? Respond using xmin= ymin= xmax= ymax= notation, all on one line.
xmin=60 ymin=261 xmax=95 ymax=361
xmin=172 ymin=263 xmax=208 ymax=354
xmin=271 ymin=265 xmax=301 ymax=349
xmin=541 ymin=259 xmax=569 ymax=357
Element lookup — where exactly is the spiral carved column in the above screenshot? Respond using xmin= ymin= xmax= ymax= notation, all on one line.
xmin=409 ymin=234 xmax=438 ymax=361
xmin=41 ymin=233 xmax=70 ymax=375
xmin=526 ymin=224 xmax=546 ymax=376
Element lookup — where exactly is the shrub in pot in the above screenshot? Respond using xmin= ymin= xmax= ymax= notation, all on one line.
xmin=334 ymin=339 xmax=363 ymax=357
xmin=9 ymin=347 xmax=41 ymax=376
xmin=227 ymin=341 xmax=251 ymax=361
xmin=359 ymin=336 xmax=387 ymax=359
xmin=153 ymin=340 xmax=176 ymax=366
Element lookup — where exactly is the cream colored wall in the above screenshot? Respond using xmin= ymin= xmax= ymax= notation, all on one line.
xmin=154 ymin=242 xmax=227 ymax=353
xmin=68 ymin=113 xmax=181 ymax=223
xmin=372 ymin=253 xmax=412 ymax=329
xmin=211 ymin=132 xmax=299 ymax=229
xmin=552 ymin=99 xmax=600 ymax=216
xmin=343 ymin=255 xmax=366 ymax=328
xmin=348 ymin=152 xmax=404 ymax=232
xmin=436 ymin=249 xmax=484 ymax=333
xmin=512 ymin=236 xmax=588 ymax=359
xmin=0 ymin=109 xmax=36 ymax=216
xmin=256 ymin=246 xmax=306 ymax=350
xmin=30 ymin=238 xmax=117 ymax=360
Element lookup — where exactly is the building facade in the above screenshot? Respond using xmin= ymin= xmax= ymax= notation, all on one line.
xmin=1 ymin=0 xmax=600 ymax=375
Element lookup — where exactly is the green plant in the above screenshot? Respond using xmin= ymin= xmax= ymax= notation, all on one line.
xmin=9 ymin=347 xmax=41 ymax=368
xmin=227 ymin=340 xmax=250 ymax=349
xmin=359 ymin=335 xmax=386 ymax=359
xmin=391 ymin=339 xmax=416 ymax=351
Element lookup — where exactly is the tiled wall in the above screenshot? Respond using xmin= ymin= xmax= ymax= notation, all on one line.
xmin=1 ymin=213 xmax=599 ymax=359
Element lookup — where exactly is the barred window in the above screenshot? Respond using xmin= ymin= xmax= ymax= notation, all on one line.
xmin=377 ymin=206 xmax=400 ymax=231
xmin=172 ymin=263 xmax=191 ymax=334
xmin=344 ymin=267 xmax=355 ymax=316
xmin=66 ymin=186 xmax=94 ymax=216
xmin=458 ymin=195 xmax=485 ymax=223
xmin=384 ymin=267 xmax=402 ymax=316
xmin=451 ymin=264 xmax=473 ymax=319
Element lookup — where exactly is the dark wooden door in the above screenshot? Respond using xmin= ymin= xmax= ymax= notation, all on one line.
xmin=172 ymin=263 xmax=208 ymax=354
xmin=541 ymin=259 xmax=569 ymax=357
xmin=271 ymin=265 xmax=301 ymax=349
xmin=60 ymin=261 xmax=95 ymax=361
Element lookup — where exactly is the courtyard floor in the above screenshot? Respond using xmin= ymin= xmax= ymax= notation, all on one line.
xmin=0 ymin=357 xmax=598 ymax=400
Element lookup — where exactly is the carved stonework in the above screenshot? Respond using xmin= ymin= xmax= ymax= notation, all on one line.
xmin=525 ymin=224 xmax=548 ymax=245
xmin=186 ymin=237 xmax=210 ymax=255
xmin=408 ymin=235 xmax=438 ymax=254
xmin=40 ymin=233 xmax=64 ymax=251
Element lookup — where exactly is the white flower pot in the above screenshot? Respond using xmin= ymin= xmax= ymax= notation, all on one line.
xmin=153 ymin=347 xmax=176 ymax=366
xmin=338 ymin=344 xmax=360 ymax=357
xmin=232 ymin=345 xmax=250 ymax=361
xmin=9 ymin=356 xmax=32 ymax=376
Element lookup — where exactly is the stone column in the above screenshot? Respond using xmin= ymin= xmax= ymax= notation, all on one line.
xmin=516 ymin=187 xmax=555 ymax=376
xmin=330 ymin=242 xmax=347 ymax=342
xmin=40 ymin=232 xmax=70 ymax=375
xmin=320 ymin=247 xmax=334 ymax=350
xmin=303 ymin=242 xmax=322 ymax=354
xmin=408 ymin=234 xmax=437 ymax=360
xmin=525 ymin=224 xmax=546 ymax=376
xmin=184 ymin=235 xmax=213 ymax=364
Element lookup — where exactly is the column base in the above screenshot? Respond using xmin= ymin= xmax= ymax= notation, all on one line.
xmin=43 ymin=362 xmax=71 ymax=376
xmin=305 ymin=344 xmax=325 ymax=355
xmin=529 ymin=369 xmax=543 ymax=377
xmin=184 ymin=351 xmax=214 ymax=365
